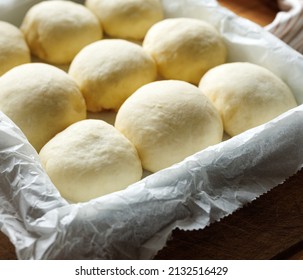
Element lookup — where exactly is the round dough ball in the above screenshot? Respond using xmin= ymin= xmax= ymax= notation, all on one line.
xmin=85 ymin=0 xmax=163 ymax=40
xmin=0 ymin=63 xmax=86 ymax=151
xmin=115 ymin=80 xmax=223 ymax=172
xmin=68 ymin=39 xmax=157 ymax=112
xmin=20 ymin=0 xmax=102 ymax=64
xmin=142 ymin=18 xmax=227 ymax=84
xmin=0 ymin=21 xmax=30 ymax=76
xmin=39 ymin=119 xmax=143 ymax=203
xmin=199 ymin=62 xmax=298 ymax=136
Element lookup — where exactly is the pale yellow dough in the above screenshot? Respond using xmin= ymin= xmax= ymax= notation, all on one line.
xmin=143 ymin=18 xmax=227 ymax=84
xmin=20 ymin=0 xmax=102 ymax=64
xmin=0 ymin=63 xmax=86 ymax=151
xmin=0 ymin=21 xmax=30 ymax=76
xmin=39 ymin=119 xmax=143 ymax=203
xmin=199 ymin=62 xmax=298 ymax=136
xmin=115 ymin=80 xmax=223 ymax=172
xmin=85 ymin=0 xmax=163 ymax=40
xmin=68 ymin=39 xmax=157 ymax=112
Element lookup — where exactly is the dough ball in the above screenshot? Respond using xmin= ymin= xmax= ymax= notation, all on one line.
xmin=115 ymin=80 xmax=223 ymax=172
xmin=199 ymin=62 xmax=298 ymax=136
xmin=0 ymin=63 xmax=86 ymax=151
xmin=39 ymin=119 xmax=143 ymax=203
xmin=20 ymin=0 xmax=102 ymax=65
xmin=85 ymin=0 xmax=163 ymax=40
xmin=68 ymin=39 xmax=157 ymax=112
xmin=0 ymin=21 xmax=30 ymax=76
xmin=143 ymin=18 xmax=227 ymax=84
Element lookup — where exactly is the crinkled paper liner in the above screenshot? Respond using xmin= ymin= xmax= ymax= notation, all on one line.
xmin=0 ymin=0 xmax=303 ymax=260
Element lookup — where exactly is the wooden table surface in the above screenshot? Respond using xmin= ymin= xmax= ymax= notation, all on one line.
xmin=1 ymin=0 xmax=303 ymax=260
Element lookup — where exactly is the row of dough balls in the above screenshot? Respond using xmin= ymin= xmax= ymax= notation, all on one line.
xmin=39 ymin=68 xmax=297 ymax=203
xmin=19 ymin=0 xmax=226 ymax=98
xmin=0 ymin=0 xmax=164 ymax=74
xmin=1 ymin=0 xmax=227 ymax=111
xmin=0 ymin=1 xmax=298 ymax=203
xmin=0 ymin=63 xmax=295 ymax=203
xmin=0 ymin=0 xmax=229 ymax=150
xmin=0 ymin=0 xmax=227 ymax=203
xmin=115 ymin=64 xmax=297 ymax=172
xmin=67 ymin=15 xmax=227 ymax=111
xmin=20 ymin=0 xmax=164 ymax=65
xmin=0 ymin=61 xmax=142 ymax=203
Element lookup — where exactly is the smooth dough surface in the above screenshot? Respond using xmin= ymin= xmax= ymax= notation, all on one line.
xmin=0 ymin=21 xmax=30 ymax=76
xmin=142 ymin=18 xmax=227 ymax=84
xmin=68 ymin=39 xmax=157 ymax=112
xmin=39 ymin=119 xmax=143 ymax=203
xmin=85 ymin=0 xmax=163 ymax=40
xmin=115 ymin=80 xmax=223 ymax=172
xmin=20 ymin=0 xmax=102 ymax=64
xmin=0 ymin=63 xmax=86 ymax=151
xmin=199 ymin=62 xmax=298 ymax=136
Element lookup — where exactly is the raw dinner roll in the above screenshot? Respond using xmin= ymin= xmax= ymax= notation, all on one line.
xmin=143 ymin=18 xmax=227 ymax=84
xmin=0 ymin=21 xmax=30 ymax=76
xmin=68 ymin=39 xmax=157 ymax=112
xmin=115 ymin=80 xmax=223 ymax=172
xmin=39 ymin=119 xmax=143 ymax=203
xmin=0 ymin=63 xmax=86 ymax=151
xmin=85 ymin=0 xmax=163 ymax=40
xmin=20 ymin=0 xmax=102 ymax=64
xmin=199 ymin=62 xmax=298 ymax=136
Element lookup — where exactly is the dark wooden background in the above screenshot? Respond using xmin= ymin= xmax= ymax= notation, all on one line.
xmin=156 ymin=169 xmax=303 ymax=260
xmin=1 ymin=0 xmax=303 ymax=260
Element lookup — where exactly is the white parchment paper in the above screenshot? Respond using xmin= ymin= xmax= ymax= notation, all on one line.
xmin=0 ymin=0 xmax=303 ymax=259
